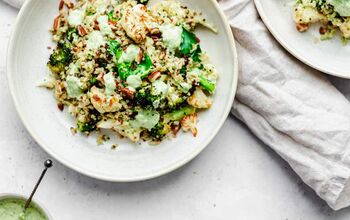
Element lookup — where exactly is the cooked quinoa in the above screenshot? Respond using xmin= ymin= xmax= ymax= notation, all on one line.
xmin=43 ymin=0 xmax=218 ymax=143
xmin=293 ymin=0 xmax=350 ymax=42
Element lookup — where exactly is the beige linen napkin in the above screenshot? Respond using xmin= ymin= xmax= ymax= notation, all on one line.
xmin=5 ymin=0 xmax=350 ymax=210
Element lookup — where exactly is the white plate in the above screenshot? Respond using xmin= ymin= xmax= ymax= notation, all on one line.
xmin=7 ymin=0 xmax=238 ymax=182
xmin=254 ymin=0 xmax=350 ymax=78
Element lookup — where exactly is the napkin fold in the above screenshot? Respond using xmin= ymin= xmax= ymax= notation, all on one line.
xmin=5 ymin=0 xmax=350 ymax=210
xmin=220 ymin=0 xmax=350 ymax=210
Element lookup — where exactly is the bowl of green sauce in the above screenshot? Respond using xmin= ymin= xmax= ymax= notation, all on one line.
xmin=0 ymin=194 xmax=51 ymax=220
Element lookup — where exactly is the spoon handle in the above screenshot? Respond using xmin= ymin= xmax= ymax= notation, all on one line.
xmin=24 ymin=159 xmax=53 ymax=210
xmin=24 ymin=168 xmax=48 ymax=209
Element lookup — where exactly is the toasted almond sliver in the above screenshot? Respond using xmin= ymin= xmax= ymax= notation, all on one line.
xmin=59 ymin=0 xmax=64 ymax=10
xmin=53 ymin=16 xmax=61 ymax=31
xmin=296 ymin=23 xmax=309 ymax=32
xmin=148 ymin=71 xmax=161 ymax=82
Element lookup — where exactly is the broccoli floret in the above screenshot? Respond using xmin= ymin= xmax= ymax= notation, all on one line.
xmin=77 ymin=109 xmax=101 ymax=133
xmin=164 ymin=106 xmax=195 ymax=122
xmin=149 ymin=122 xmax=167 ymax=140
xmin=96 ymin=58 xmax=107 ymax=68
xmin=47 ymin=42 xmax=73 ymax=74
xmin=134 ymin=88 xmax=160 ymax=108
xmin=66 ymin=28 xmax=78 ymax=42
xmin=77 ymin=121 xmax=96 ymax=133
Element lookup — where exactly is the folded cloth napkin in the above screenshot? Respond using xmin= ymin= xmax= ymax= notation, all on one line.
xmin=219 ymin=0 xmax=350 ymax=210
xmin=5 ymin=0 xmax=350 ymax=210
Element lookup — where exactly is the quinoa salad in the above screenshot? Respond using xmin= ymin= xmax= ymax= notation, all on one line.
xmin=42 ymin=0 xmax=218 ymax=143
xmin=293 ymin=0 xmax=350 ymax=43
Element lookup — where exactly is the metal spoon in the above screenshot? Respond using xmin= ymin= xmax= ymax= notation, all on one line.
xmin=24 ymin=159 xmax=53 ymax=210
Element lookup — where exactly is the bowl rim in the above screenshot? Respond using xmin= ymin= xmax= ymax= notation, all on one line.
xmin=0 ymin=193 xmax=53 ymax=219
xmin=7 ymin=0 xmax=238 ymax=182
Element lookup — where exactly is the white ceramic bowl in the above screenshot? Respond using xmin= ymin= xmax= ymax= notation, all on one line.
xmin=0 ymin=193 xmax=52 ymax=220
xmin=7 ymin=0 xmax=238 ymax=182
xmin=255 ymin=0 xmax=350 ymax=78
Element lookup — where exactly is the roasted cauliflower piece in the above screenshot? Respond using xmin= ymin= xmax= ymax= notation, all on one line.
xmin=98 ymin=119 xmax=141 ymax=142
xmin=120 ymin=4 xmax=155 ymax=43
xmin=89 ymin=86 xmax=122 ymax=113
xmin=187 ymin=88 xmax=212 ymax=109
xmin=180 ymin=114 xmax=198 ymax=137
xmin=293 ymin=5 xmax=326 ymax=26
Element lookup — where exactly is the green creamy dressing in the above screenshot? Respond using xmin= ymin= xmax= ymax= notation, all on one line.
xmin=0 ymin=198 xmax=48 ymax=220
xmin=131 ymin=110 xmax=160 ymax=130
xmin=118 ymin=45 xmax=140 ymax=64
xmin=66 ymin=75 xmax=82 ymax=98
xmin=103 ymin=72 xmax=116 ymax=96
xmin=159 ymin=24 xmax=183 ymax=51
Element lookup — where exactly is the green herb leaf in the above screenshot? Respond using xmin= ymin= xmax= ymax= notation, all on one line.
xmin=179 ymin=27 xmax=198 ymax=55
xmin=107 ymin=40 xmax=121 ymax=56
xmin=117 ymin=62 xmax=132 ymax=81
xmin=107 ymin=10 xmax=117 ymax=22
xmin=133 ymin=53 xmax=153 ymax=78
xmin=191 ymin=45 xmax=202 ymax=62
xmin=118 ymin=53 xmax=153 ymax=81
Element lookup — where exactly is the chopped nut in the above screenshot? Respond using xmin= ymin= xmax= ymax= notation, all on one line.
xmin=296 ymin=23 xmax=309 ymax=32
xmin=57 ymin=103 xmax=64 ymax=111
xmin=319 ymin=26 xmax=326 ymax=35
xmin=59 ymin=0 xmax=64 ymax=10
xmin=70 ymin=127 xmax=77 ymax=135
xmin=94 ymin=20 xmax=100 ymax=30
xmin=121 ymin=88 xmax=135 ymax=99
xmin=148 ymin=70 xmax=161 ymax=82
xmin=78 ymin=25 xmax=88 ymax=36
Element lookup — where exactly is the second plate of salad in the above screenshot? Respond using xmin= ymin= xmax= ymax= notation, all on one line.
xmin=255 ymin=0 xmax=350 ymax=78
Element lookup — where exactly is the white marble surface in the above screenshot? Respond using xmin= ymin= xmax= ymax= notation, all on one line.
xmin=2 ymin=2 xmax=350 ymax=219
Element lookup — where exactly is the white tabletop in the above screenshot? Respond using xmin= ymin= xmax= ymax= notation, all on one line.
xmin=2 ymin=2 xmax=350 ymax=219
